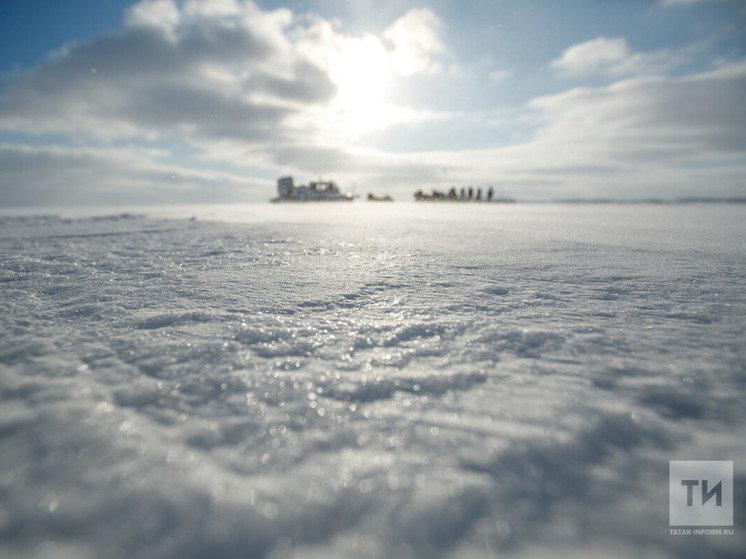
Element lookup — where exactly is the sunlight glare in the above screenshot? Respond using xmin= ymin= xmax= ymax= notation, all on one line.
xmin=331 ymin=35 xmax=392 ymax=133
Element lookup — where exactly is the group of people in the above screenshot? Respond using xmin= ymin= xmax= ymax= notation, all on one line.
xmin=414 ymin=186 xmax=496 ymax=202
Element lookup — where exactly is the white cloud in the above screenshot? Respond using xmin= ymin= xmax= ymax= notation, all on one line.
xmin=383 ymin=8 xmax=445 ymax=77
xmin=551 ymin=36 xmax=685 ymax=78
xmin=551 ymin=37 xmax=630 ymax=76
xmin=125 ymin=0 xmax=181 ymax=34
xmin=183 ymin=0 xmax=241 ymax=18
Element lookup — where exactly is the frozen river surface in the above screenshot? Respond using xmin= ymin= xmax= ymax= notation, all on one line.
xmin=1 ymin=203 xmax=744 ymax=558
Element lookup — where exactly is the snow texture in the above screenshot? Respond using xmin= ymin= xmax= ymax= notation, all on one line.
xmin=1 ymin=203 xmax=744 ymax=558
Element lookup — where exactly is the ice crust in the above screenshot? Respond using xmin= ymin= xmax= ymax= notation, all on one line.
xmin=0 ymin=203 xmax=744 ymax=558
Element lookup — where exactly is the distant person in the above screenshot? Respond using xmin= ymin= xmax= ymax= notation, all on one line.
xmin=460 ymin=188 xmax=466 ymax=200
xmin=476 ymin=188 xmax=482 ymax=201
xmin=468 ymin=187 xmax=473 ymax=200
xmin=448 ymin=187 xmax=457 ymax=200
xmin=488 ymin=187 xmax=494 ymax=202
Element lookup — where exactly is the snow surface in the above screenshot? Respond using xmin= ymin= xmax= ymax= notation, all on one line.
xmin=1 ymin=203 xmax=744 ymax=558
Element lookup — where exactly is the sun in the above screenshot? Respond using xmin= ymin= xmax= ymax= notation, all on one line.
xmin=330 ymin=35 xmax=393 ymax=133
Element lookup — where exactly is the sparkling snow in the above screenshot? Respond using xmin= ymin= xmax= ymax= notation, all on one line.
xmin=1 ymin=203 xmax=744 ymax=558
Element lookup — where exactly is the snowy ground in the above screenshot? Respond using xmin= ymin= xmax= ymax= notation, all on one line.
xmin=1 ymin=203 xmax=744 ymax=558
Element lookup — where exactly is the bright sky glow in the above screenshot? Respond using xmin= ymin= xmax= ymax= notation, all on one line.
xmin=329 ymin=35 xmax=393 ymax=135
xmin=0 ymin=0 xmax=744 ymax=204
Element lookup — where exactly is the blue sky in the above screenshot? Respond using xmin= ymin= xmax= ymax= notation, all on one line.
xmin=0 ymin=0 xmax=744 ymax=205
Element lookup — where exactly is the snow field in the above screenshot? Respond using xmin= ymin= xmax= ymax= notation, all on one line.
xmin=0 ymin=204 xmax=744 ymax=558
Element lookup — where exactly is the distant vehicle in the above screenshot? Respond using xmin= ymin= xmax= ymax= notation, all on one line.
xmin=414 ymin=189 xmax=446 ymax=201
xmin=271 ymin=176 xmax=353 ymax=202
xmin=367 ymin=193 xmax=393 ymax=202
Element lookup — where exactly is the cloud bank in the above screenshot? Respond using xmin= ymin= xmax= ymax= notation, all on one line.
xmin=550 ymin=37 xmax=686 ymax=78
xmin=428 ymin=60 xmax=746 ymax=200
